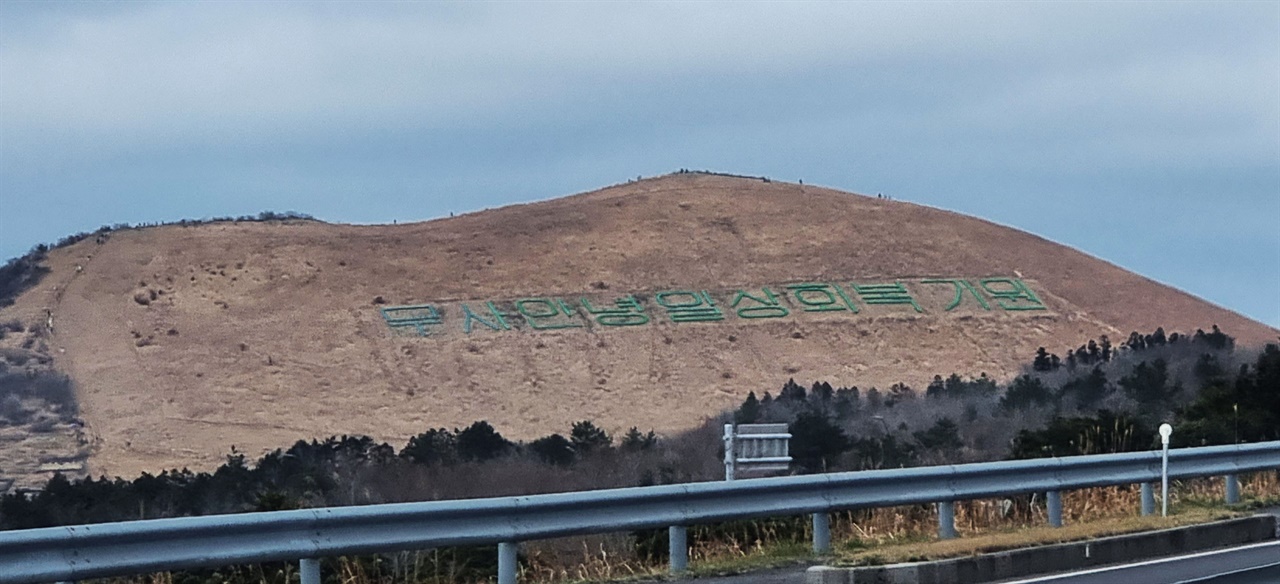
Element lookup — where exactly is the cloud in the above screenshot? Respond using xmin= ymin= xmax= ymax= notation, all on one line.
xmin=4 ymin=3 xmax=1272 ymax=148
xmin=1 ymin=2 xmax=1276 ymax=326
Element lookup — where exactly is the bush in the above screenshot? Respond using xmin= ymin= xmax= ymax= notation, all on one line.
xmin=400 ymin=428 xmax=457 ymax=465
xmin=0 ymin=371 xmax=76 ymax=418
xmin=455 ymin=421 xmax=512 ymax=462
xmin=1009 ymin=410 xmax=1154 ymax=459
xmin=529 ymin=434 xmax=575 ymax=466
xmin=29 ymin=416 xmax=58 ymax=433
xmin=0 ymin=252 xmax=49 ymax=309
xmin=0 ymin=395 xmax=29 ymax=425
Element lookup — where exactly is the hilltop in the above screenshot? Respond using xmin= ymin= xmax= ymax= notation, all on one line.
xmin=1 ymin=172 xmax=1275 ymax=485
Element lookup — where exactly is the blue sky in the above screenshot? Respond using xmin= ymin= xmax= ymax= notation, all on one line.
xmin=1 ymin=2 xmax=1277 ymax=328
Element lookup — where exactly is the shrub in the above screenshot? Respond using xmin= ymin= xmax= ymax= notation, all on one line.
xmin=455 ymin=421 xmax=512 ymax=462
xmin=529 ymin=434 xmax=575 ymax=466
xmin=400 ymin=428 xmax=457 ymax=465
xmin=0 ymin=252 xmax=49 ymax=309
xmin=0 ymin=395 xmax=29 ymax=425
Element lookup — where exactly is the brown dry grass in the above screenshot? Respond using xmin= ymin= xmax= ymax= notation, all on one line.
xmin=2 ymin=172 xmax=1276 ymax=482
xmin=415 ymin=473 xmax=1280 ymax=582
xmin=99 ymin=472 xmax=1277 ymax=584
xmin=834 ymin=510 xmax=1234 ymax=567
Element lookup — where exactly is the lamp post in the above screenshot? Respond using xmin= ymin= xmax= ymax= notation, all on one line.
xmin=1159 ymin=423 xmax=1172 ymax=517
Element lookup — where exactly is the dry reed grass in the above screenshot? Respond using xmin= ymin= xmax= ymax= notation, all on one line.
xmin=515 ymin=471 xmax=1276 ymax=583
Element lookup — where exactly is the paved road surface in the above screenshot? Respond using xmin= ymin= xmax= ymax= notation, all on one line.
xmin=996 ymin=540 xmax=1280 ymax=584
xmin=662 ymin=510 xmax=1280 ymax=584
xmin=1182 ymin=563 xmax=1280 ymax=584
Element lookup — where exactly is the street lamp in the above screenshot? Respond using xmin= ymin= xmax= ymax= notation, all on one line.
xmin=1159 ymin=423 xmax=1173 ymax=517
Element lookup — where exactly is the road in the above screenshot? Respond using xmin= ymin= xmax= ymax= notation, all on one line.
xmin=997 ymin=540 xmax=1280 ymax=584
xmin=665 ymin=509 xmax=1280 ymax=584
xmin=664 ymin=538 xmax=1280 ymax=584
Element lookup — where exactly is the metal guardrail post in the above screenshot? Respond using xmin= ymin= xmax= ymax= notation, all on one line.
xmin=299 ymin=558 xmax=320 ymax=584
xmin=669 ymin=525 xmax=688 ymax=573
xmin=498 ymin=542 xmax=518 ymax=584
xmin=937 ymin=501 xmax=957 ymax=539
xmin=723 ymin=424 xmax=736 ymax=480
xmin=1141 ymin=482 xmax=1155 ymax=516
xmin=1225 ymin=474 xmax=1240 ymax=504
xmin=1046 ymin=491 xmax=1063 ymax=528
xmin=812 ymin=512 xmax=830 ymax=554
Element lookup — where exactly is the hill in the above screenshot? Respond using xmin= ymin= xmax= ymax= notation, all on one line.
xmin=1 ymin=172 xmax=1275 ymax=485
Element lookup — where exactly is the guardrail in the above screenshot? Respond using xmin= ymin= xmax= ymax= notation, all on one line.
xmin=2 ymin=441 xmax=1277 ymax=584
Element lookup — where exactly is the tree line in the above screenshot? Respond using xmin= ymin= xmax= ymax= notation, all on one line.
xmin=734 ymin=327 xmax=1276 ymax=471
xmin=0 ymin=326 xmax=1275 ymax=584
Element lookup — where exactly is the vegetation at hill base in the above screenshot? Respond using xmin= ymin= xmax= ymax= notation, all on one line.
xmin=737 ymin=326 xmax=1276 ymax=470
xmin=0 ymin=252 xmax=50 ymax=310
xmin=0 ymin=326 xmax=1276 ymax=583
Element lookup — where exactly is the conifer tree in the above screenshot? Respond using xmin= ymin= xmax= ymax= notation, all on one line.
xmin=570 ymin=420 xmax=612 ymax=454
xmin=735 ymin=391 xmax=761 ymax=424
xmin=456 ymin=421 xmax=512 ymax=462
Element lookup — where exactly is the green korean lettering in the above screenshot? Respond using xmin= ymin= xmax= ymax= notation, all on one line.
xmin=786 ymin=283 xmax=858 ymax=312
xmin=730 ymin=288 xmax=790 ymax=319
xmin=850 ymin=282 xmax=923 ymax=313
xmin=921 ymin=279 xmax=991 ymax=311
xmin=380 ymin=304 xmax=444 ymax=337
xmin=462 ymin=302 xmax=511 ymax=334
xmin=655 ymin=290 xmax=724 ymax=323
xmin=979 ymin=278 xmax=1046 ymax=311
xmin=514 ymin=298 xmax=585 ymax=330
xmin=580 ymin=295 xmax=650 ymax=326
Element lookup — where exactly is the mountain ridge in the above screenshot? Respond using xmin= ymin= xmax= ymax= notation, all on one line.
xmin=0 ymin=172 xmax=1274 ymax=485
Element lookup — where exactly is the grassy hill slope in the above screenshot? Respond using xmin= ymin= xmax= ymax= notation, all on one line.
xmin=1 ymin=172 xmax=1274 ymax=482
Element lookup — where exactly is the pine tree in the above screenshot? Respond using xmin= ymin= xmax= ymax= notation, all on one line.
xmin=913 ymin=418 xmax=963 ymax=453
xmin=570 ymin=420 xmax=612 ymax=454
xmin=1001 ymin=375 xmax=1052 ymax=410
xmin=834 ymin=386 xmax=859 ymax=418
xmin=865 ymin=387 xmax=882 ymax=409
xmin=925 ymin=375 xmax=945 ymax=398
xmin=1033 ymin=347 xmax=1053 ymax=371
xmin=885 ymin=383 xmax=914 ymax=407
xmin=788 ymin=412 xmax=851 ymax=473
xmin=1119 ymin=359 xmax=1179 ymax=406
xmin=735 ymin=391 xmax=761 ymax=424
xmin=401 ymin=428 xmax=457 ymax=465
xmin=620 ymin=427 xmax=658 ymax=451
xmin=1061 ymin=366 xmax=1110 ymax=407
xmin=529 ymin=434 xmax=575 ymax=466
xmin=456 ymin=421 xmax=512 ymax=462
xmin=779 ymin=378 xmax=806 ymax=401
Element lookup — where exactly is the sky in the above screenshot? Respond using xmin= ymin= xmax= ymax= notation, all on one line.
xmin=1 ymin=2 xmax=1277 ymax=328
